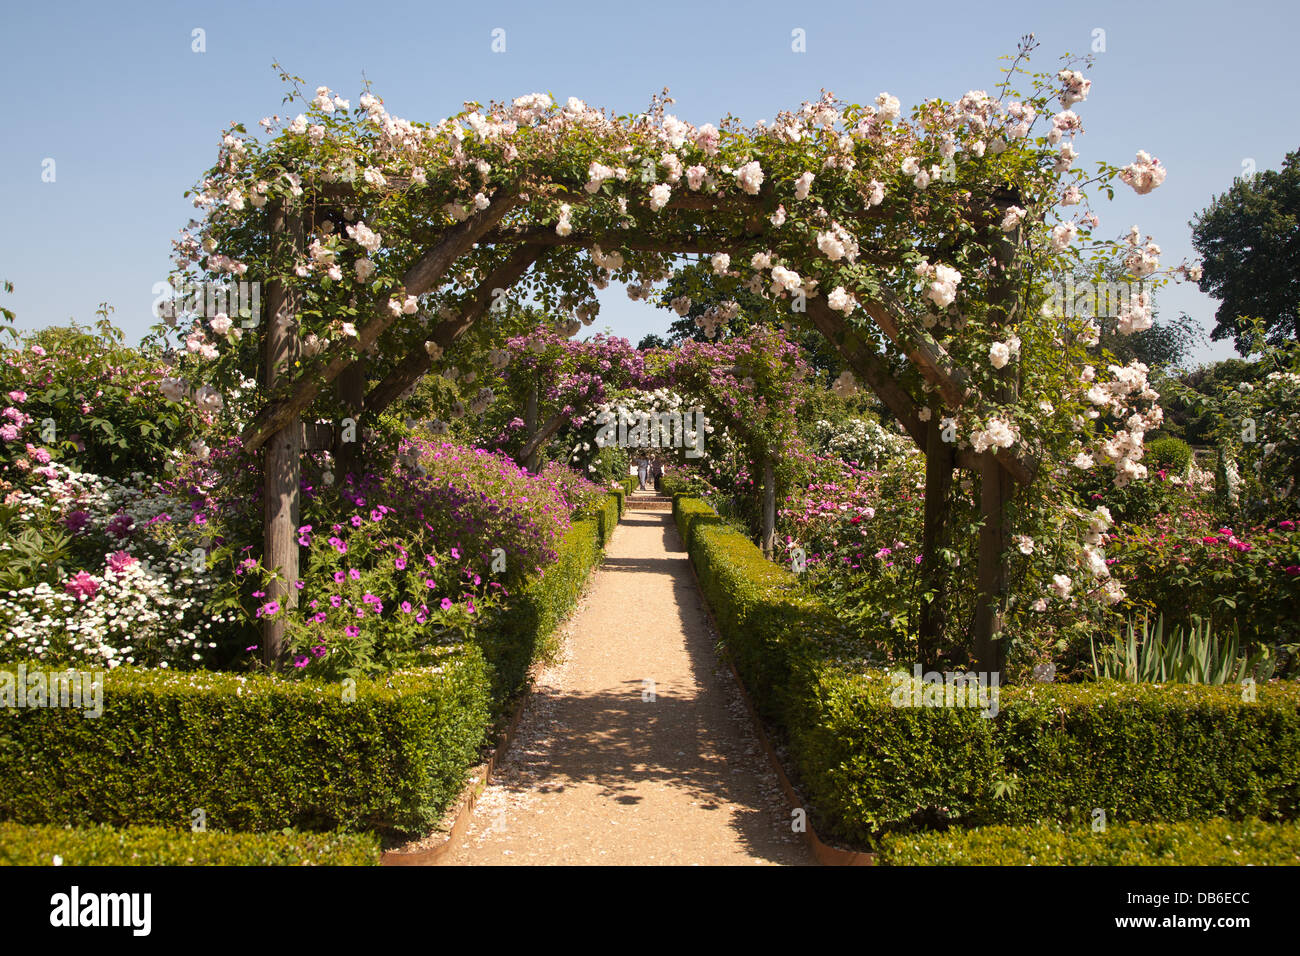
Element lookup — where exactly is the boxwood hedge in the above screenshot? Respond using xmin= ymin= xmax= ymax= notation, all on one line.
xmin=877 ymin=818 xmax=1300 ymax=865
xmin=0 ymin=652 xmax=490 ymax=838
xmin=671 ymin=494 xmax=1300 ymax=848
xmin=482 ymin=513 xmax=604 ymax=706
xmin=0 ymin=823 xmax=382 ymax=866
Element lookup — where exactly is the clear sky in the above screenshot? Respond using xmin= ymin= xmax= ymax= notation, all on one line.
xmin=2 ymin=0 xmax=1296 ymax=366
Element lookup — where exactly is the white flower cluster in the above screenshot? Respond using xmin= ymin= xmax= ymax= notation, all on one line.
xmin=1114 ymin=291 xmax=1153 ymax=335
xmin=0 ymin=465 xmax=233 ymax=669
xmin=970 ymin=417 xmax=1019 ymax=454
xmin=1119 ymin=151 xmax=1167 ymax=195
xmin=914 ymin=261 xmax=962 ymax=309
xmin=694 ymin=301 xmax=740 ymax=339
xmin=814 ymin=418 xmax=915 ymax=467
xmin=1080 ymin=361 xmax=1163 ymax=487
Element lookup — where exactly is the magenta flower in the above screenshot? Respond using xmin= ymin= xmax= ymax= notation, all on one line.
xmin=256 ymin=600 xmax=281 ymax=618
xmin=350 ymin=515 xmax=363 ymax=528
xmin=329 ymin=595 xmax=342 ymax=608
xmin=349 ymin=568 xmax=361 ymax=581
xmin=64 ymin=571 xmax=100 ymax=600
xmin=400 ymin=601 xmax=412 ymax=613
xmin=64 ymin=510 xmax=91 ymax=534
xmin=106 ymin=550 xmax=138 ymax=573
xmin=333 ymin=571 xmax=345 ymax=584
xmin=345 ymin=625 xmax=360 ymax=637
xmin=440 ymin=598 xmax=453 ymax=610
xmin=311 ymin=644 xmax=327 ymax=658
xmin=293 ymin=656 xmax=310 ymax=668
xmin=395 ymin=556 xmax=407 ymax=570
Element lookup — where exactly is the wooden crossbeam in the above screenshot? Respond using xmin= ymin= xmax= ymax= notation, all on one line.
xmin=366 ymin=242 xmax=544 ymax=414
xmin=241 ymin=193 xmax=519 ymax=453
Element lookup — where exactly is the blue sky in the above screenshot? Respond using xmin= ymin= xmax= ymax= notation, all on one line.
xmin=2 ymin=0 xmax=1296 ymax=366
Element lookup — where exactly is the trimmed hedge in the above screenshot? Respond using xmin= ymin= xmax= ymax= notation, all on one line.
xmin=877 ymin=818 xmax=1300 ymax=865
xmin=798 ymin=669 xmax=1300 ymax=843
xmin=483 ymin=512 xmax=603 ymax=706
xmin=1145 ymin=435 xmax=1194 ymax=474
xmin=0 ymin=823 xmax=382 ymax=866
xmin=588 ymin=491 xmax=621 ymax=545
xmin=0 ymin=654 xmax=490 ymax=838
xmin=672 ymin=494 xmax=1300 ymax=847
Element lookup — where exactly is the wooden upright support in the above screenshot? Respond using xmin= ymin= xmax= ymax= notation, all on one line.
xmin=261 ymin=202 xmax=303 ymax=667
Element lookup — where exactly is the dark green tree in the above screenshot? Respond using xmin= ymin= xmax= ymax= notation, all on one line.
xmin=1190 ymin=149 xmax=1300 ymax=351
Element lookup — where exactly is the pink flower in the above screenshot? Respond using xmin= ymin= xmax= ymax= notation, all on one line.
xmin=106 ymin=550 xmax=138 ymax=573
xmin=64 ymin=571 xmax=99 ymax=600
xmin=440 ymin=598 xmax=453 ymax=610
xmin=7 ymin=391 xmax=26 ymax=403
xmin=293 ymin=655 xmax=310 ymax=668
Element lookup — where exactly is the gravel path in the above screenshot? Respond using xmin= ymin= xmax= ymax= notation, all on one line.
xmin=444 ymin=495 xmax=810 ymax=866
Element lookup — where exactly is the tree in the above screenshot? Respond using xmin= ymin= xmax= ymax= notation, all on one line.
xmin=1190 ymin=149 xmax=1300 ymax=352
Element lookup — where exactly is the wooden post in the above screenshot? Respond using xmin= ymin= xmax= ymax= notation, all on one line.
xmin=261 ymin=202 xmax=303 ymax=667
xmin=918 ymin=415 xmax=954 ymax=669
xmin=336 ymin=358 xmax=365 ymax=481
xmin=972 ymin=454 xmax=1008 ymax=672
xmin=760 ymin=456 xmax=776 ymax=557
xmin=970 ymin=188 xmax=1022 ymax=675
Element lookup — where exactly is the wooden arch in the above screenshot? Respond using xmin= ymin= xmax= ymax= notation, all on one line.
xmin=246 ymin=177 xmax=1034 ymax=675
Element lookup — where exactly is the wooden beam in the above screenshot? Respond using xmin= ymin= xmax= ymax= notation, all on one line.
xmin=365 ymin=243 xmax=544 ymax=414
xmin=518 ymin=406 xmax=570 ymax=468
xmin=804 ymin=297 xmax=926 ymax=449
xmin=241 ymin=192 xmax=519 ymax=453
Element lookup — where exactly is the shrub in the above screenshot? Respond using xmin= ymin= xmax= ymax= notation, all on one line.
xmin=1105 ymin=507 xmax=1300 ymax=654
xmin=275 ymin=498 xmax=501 ymax=680
xmin=0 ymin=654 xmax=490 ymax=839
xmin=0 ymin=462 xmax=236 ymax=669
xmin=1145 ymin=435 xmax=1193 ymax=475
xmin=0 ymin=823 xmax=382 ymax=866
xmin=876 ymin=818 xmax=1300 ymax=865
xmin=0 ymin=315 xmax=204 ymax=480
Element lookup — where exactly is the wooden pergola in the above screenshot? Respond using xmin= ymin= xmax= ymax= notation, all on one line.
xmin=242 ymin=173 xmax=1036 ymax=676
